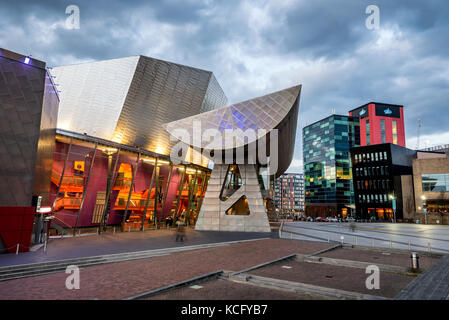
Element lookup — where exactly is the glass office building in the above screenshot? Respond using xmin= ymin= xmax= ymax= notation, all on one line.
xmin=303 ymin=115 xmax=360 ymax=218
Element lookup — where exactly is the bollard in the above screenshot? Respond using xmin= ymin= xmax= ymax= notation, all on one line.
xmin=408 ymin=240 xmax=411 ymax=250
xmin=78 ymin=230 xmax=81 ymax=236
xmin=44 ymin=239 xmax=47 ymax=253
xmin=15 ymin=244 xmax=19 ymax=255
xmin=371 ymin=239 xmax=374 ymax=248
xmin=411 ymin=252 xmax=419 ymax=272
xmin=340 ymin=236 xmax=344 ymax=245
xmin=428 ymin=242 xmax=431 ymax=253
xmin=355 ymin=237 xmax=358 ymax=246
xmin=128 ymin=226 xmax=131 ymax=232
xmin=61 ymin=232 xmax=64 ymax=239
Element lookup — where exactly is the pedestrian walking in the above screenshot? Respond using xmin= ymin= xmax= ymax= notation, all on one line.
xmin=175 ymin=219 xmax=186 ymax=242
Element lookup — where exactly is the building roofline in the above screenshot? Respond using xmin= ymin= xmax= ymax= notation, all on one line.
xmin=303 ymin=114 xmax=358 ymax=129
xmin=55 ymin=128 xmax=209 ymax=171
xmin=0 ymin=47 xmax=46 ymax=69
xmin=51 ymin=54 xmax=214 ymax=75
xmin=349 ymin=102 xmax=404 ymax=113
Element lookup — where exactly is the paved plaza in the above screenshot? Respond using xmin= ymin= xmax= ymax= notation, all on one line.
xmin=0 ymin=225 xmax=447 ymax=300
xmin=0 ymin=228 xmax=275 ymax=267
xmin=281 ymin=222 xmax=449 ymax=254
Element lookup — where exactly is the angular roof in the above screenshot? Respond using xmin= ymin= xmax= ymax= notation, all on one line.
xmin=165 ymin=85 xmax=301 ymax=150
xmin=165 ymin=85 xmax=301 ymax=177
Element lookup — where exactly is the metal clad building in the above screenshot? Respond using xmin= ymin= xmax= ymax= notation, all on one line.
xmin=51 ymin=56 xmax=227 ymax=156
xmin=0 ymin=48 xmax=59 ymax=206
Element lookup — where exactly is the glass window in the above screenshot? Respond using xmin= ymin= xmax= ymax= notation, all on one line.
xmin=422 ymin=174 xmax=449 ymax=192
xmin=392 ymin=120 xmax=398 ymax=144
xmin=366 ymin=120 xmax=370 ymax=145
xmin=380 ymin=119 xmax=386 ymax=143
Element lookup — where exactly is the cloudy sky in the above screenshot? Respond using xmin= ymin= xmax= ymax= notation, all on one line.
xmin=1 ymin=0 xmax=448 ymax=173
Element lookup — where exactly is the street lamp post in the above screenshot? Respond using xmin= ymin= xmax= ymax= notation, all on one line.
xmin=389 ymin=194 xmax=397 ymax=223
xmin=421 ymin=195 xmax=427 ymax=224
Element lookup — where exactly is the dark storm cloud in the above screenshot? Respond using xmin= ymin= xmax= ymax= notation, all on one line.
xmin=1 ymin=0 xmax=449 ymax=172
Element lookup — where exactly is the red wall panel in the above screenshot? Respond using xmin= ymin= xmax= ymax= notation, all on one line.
xmin=0 ymin=206 xmax=35 ymax=253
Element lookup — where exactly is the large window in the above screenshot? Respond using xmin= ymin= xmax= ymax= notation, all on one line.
xmin=366 ymin=120 xmax=370 ymax=145
xmin=422 ymin=173 xmax=449 ymax=192
xmin=380 ymin=119 xmax=386 ymax=143
xmin=392 ymin=120 xmax=398 ymax=144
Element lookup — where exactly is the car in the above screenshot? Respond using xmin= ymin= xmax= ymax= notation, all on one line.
xmin=346 ymin=217 xmax=356 ymax=223
xmin=327 ymin=217 xmax=338 ymax=222
xmin=306 ymin=216 xmax=315 ymax=222
xmin=316 ymin=217 xmax=329 ymax=222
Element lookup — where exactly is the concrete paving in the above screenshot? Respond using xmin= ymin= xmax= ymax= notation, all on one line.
xmin=396 ymin=254 xmax=449 ymax=300
xmin=281 ymin=222 xmax=449 ymax=254
xmin=0 ymin=239 xmax=332 ymax=300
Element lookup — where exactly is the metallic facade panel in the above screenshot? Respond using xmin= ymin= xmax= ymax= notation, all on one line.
xmin=165 ymin=85 xmax=301 ymax=150
xmin=51 ymin=56 xmax=140 ymax=139
xmin=32 ymin=72 xmax=59 ymax=205
xmin=164 ymin=85 xmax=301 ymax=177
xmin=0 ymin=51 xmax=58 ymax=206
xmin=52 ymin=55 xmax=227 ymax=158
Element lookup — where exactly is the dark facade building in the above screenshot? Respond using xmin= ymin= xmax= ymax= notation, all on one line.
xmin=303 ymin=115 xmax=360 ymax=218
xmin=0 ymin=48 xmax=59 ymax=207
xmin=351 ymin=143 xmax=417 ymax=221
xmin=0 ymin=48 xmax=59 ymax=252
xmin=349 ymin=102 xmax=405 ymax=148
xmin=274 ymin=173 xmax=305 ymax=214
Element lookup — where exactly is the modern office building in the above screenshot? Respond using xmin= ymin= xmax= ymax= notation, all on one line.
xmin=303 ymin=115 xmax=360 ymax=218
xmin=412 ymin=151 xmax=449 ymax=224
xmin=349 ymin=102 xmax=405 ymax=147
xmin=165 ymin=85 xmax=302 ymax=232
xmin=351 ymin=143 xmax=417 ymax=221
xmin=274 ymin=173 xmax=305 ymax=214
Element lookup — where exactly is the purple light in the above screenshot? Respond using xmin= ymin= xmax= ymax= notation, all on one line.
xmin=24 ymin=57 xmax=30 ymax=64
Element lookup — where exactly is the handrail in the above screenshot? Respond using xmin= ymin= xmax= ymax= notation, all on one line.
xmin=52 ymin=215 xmax=73 ymax=229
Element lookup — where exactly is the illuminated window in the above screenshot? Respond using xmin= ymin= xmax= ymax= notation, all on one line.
xmin=392 ymin=120 xmax=398 ymax=144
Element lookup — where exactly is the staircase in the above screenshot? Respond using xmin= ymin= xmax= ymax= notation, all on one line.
xmin=50 ymin=216 xmax=71 ymax=235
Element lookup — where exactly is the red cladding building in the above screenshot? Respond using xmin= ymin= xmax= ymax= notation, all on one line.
xmin=349 ymin=103 xmax=405 ymax=147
